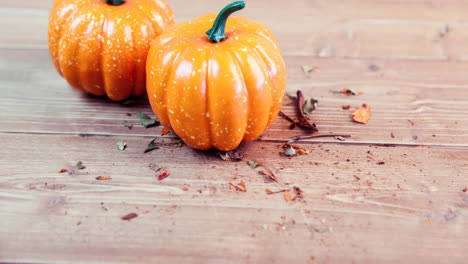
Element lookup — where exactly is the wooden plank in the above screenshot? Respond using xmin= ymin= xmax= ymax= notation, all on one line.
xmin=0 ymin=133 xmax=467 ymax=263
xmin=1 ymin=48 xmax=467 ymax=146
xmin=1 ymin=1 xmax=468 ymax=59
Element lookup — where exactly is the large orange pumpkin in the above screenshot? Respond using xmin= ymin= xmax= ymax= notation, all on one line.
xmin=48 ymin=0 xmax=175 ymax=101
xmin=146 ymin=1 xmax=286 ymax=151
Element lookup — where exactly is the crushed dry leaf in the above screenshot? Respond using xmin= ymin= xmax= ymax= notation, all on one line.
xmin=230 ymin=180 xmax=246 ymax=192
xmin=135 ymin=112 xmax=159 ymax=128
xmin=75 ymin=161 xmax=86 ymax=170
xmin=121 ymin=213 xmax=138 ymax=221
xmin=283 ymin=193 xmax=292 ymax=201
xmin=122 ymin=121 xmax=133 ymax=129
xmin=301 ymin=65 xmax=319 ymax=77
xmin=59 ymin=169 xmax=68 ymax=173
xmin=247 ymin=160 xmax=259 ymax=168
xmin=352 ymin=103 xmax=371 ymax=124
xmin=342 ymin=88 xmax=364 ymax=96
xmin=218 ymin=150 xmax=244 ymax=161
xmin=158 ymin=170 xmax=170 ymax=181
xmin=116 ymin=141 xmax=127 ymax=151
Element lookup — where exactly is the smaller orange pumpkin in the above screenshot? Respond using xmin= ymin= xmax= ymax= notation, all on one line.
xmin=147 ymin=1 xmax=286 ymax=151
xmin=48 ymin=0 xmax=175 ymax=101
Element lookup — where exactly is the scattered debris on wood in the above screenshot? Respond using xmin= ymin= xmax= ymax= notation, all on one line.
xmin=342 ymin=105 xmax=351 ymax=110
xmin=144 ymin=138 xmax=184 ymax=153
xmin=377 ymin=161 xmax=385 ymax=165
xmin=122 ymin=121 xmax=133 ymax=129
xmin=283 ymin=192 xmax=292 ymax=201
xmin=116 ymin=141 xmax=127 ymax=151
xmin=282 ymin=147 xmax=296 ymax=157
xmin=121 ymin=213 xmax=138 ymax=221
xmin=148 ymin=163 xmax=162 ymax=172
xmin=218 ymin=150 xmax=244 ymax=162
xmin=96 ymin=176 xmax=112 ymax=180
xmin=340 ymin=88 xmax=364 ymax=96
xmin=302 ymin=98 xmax=318 ymax=115
xmin=408 ymin=119 xmax=415 ymax=126
xmin=158 ymin=170 xmax=170 ymax=181
xmin=266 ymin=189 xmax=289 ymax=195
xmin=229 ymin=180 xmax=246 ymax=192
xmin=292 ymin=186 xmax=304 ymax=201
xmin=368 ymin=64 xmax=380 ymax=72
xmin=295 ymin=91 xmax=319 ymax=132
xmin=281 ymin=144 xmax=308 ymax=157
xmin=135 ymin=112 xmax=160 ymax=128
xmin=59 ymin=169 xmax=68 ymax=173
xmin=352 ymin=103 xmax=371 ymax=124
xmin=279 ymin=90 xmax=318 ymax=132
xmin=301 ymin=65 xmax=319 ymax=77
xmin=247 ymin=160 xmax=259 ymax=168
xmin=75 ymin=161 xmax=86 ymax=170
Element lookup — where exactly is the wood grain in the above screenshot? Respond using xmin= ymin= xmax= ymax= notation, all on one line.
xmin=0 ymin=134 xmax=467 ymax=263
xmin=2 ymin=0 xmax=468 ymax=59
xmin=1 ymin=48 xmax=467 ymax=145
xmin=1 ymin=0 xmax=467 ymax=263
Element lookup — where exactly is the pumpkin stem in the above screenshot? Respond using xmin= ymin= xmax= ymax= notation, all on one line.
xmin=206 ymin=1 xmax=246 ymax=43
xmin=105 ymin=0 xmax=126 ymax=6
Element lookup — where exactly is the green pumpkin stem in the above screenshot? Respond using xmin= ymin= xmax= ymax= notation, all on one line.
xmin=106 ymin=0 xmax=126 ymax=6
xmin=206 ymin=1 xmax=246 ymax=43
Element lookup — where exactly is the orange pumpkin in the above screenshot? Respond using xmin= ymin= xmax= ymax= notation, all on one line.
xmin=48 ymin=0 xmax=175 ymax=101
xmin=146 ymin=1 xmax=286 ymax=151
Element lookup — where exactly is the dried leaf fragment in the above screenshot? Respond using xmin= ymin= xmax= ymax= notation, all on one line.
xmin=282 ymin=147 xmax=296 ymax=157
xmin=158 ymin=170 xmax=170 ymax=181
xmin=230 ymin=180 xmax=246 ymax=192
xmin=342 ymin=105 xmax=351 ymax=110
xmin=116 ymin=141 xmax=127 ymax=151
xmin=122 ymin=121 xmax=133 ymax=129
xmin=59 ymin=169 xmax=68 ymax=173
xmin=301 ymin=65 xmax=318 ymax=77
xmin=247 ymin=160 xmax=259 ymax=168
xmin=96 ymin=176 xmax=112 ymax=180
xmin=302 ymin=98 xmax=318 ymax=115
xmin=144 ymin=139 xmax=160 ymax=153
xmin=342 ymin=88 xmax=364 ymax=96
xmin=283 ymin=193 xmax=292 ymax=201
xmin=121 ymin=213 xmax=138 ymax=221
xmin=75 ymin=161 xmax=86 ymax=170
xmin=218 ymin=150 xmax=244 ymax=161
xmin=352 ymin=103 xmax=371 ymax=124
xmin=135 ymin=112 xmax=159 ymax=128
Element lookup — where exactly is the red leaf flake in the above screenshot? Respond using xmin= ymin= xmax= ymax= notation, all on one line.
xmin=352 ymin=103 xmax=371 ymax=124
xmin=59 ymin=169 xmax=68 ymax=173
xmin=158 ymin=170 xmax=170 ymax=181
xmin=121 ymin=213 xmax=138 ymax=221
xmin=342 ymin=105 xmax=351 ymax=110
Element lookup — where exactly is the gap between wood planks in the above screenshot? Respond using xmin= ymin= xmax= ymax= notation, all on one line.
xmin=1 ymin=131 xmax=467 ymax=150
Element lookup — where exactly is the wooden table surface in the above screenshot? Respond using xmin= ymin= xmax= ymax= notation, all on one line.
xmin=1 ymin=0 xmax=467 ymax=263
